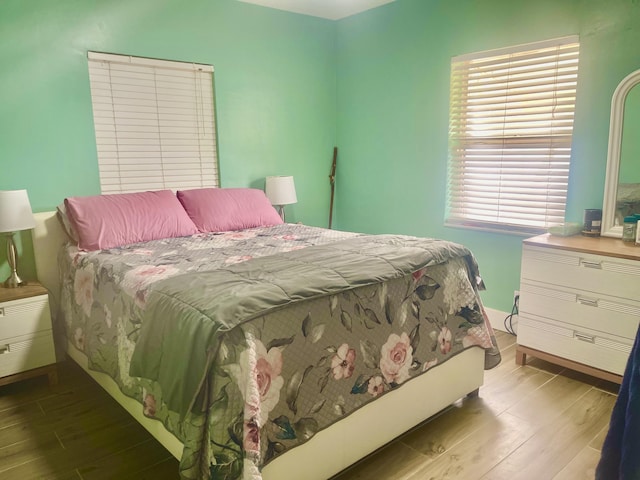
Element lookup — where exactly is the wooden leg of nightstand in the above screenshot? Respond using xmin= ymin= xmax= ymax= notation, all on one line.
xmin=0 ymin=364 xmax=59 ymax=387
xmin=47 ymin=366 xmax=58 ymax=386
xmin=515 ymin=347 xmax=526 ymax=366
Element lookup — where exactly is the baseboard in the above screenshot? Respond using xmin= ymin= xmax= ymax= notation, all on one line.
xmin=484 ymin=307 xmax=518 ymax=334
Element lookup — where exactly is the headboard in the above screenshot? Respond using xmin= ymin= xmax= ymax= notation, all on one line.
xmin=31 ymin=211 xmax=66 ymax=308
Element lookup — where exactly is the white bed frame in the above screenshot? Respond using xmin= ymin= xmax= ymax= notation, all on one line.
xmin=31 ymin=211 xmax=485 ymax=479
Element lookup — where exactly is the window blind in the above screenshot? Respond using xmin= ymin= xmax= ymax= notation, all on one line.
xmin=447 ymin=36 xmax=579 ymax=234
xmin=88 ymin=52 xmax=219 ymax=194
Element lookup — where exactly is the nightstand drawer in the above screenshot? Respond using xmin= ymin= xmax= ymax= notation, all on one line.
xmin=0 ymin=294 xmax=51 ymax=340
xmin=0 ymin=330 xmax=56 ymax=378
xmin=521 ymin=245 xmax=640 ymax=300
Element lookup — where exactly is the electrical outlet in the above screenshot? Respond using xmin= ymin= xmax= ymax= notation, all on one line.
xmin=513 ymin=290 xmax=520 ymax=308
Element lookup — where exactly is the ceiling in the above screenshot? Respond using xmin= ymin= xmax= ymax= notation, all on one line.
xmin=236 ymin=0 xmax=396 ymax=20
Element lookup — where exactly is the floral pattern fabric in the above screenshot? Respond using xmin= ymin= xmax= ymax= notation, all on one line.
xmin=57 ymin=224 xmax=499 ymax=480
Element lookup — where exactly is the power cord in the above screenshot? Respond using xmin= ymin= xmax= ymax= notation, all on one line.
xmin=504 ymin=294 xmax=518 ymax=336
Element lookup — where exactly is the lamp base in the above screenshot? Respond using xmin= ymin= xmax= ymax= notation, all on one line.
xmin=3 ymin=271 xmax=25 ymax=288
xmin=4 ymin=232 xmax=25 ymax=288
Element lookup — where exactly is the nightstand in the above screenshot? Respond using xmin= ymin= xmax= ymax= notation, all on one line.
xmin=0 ymin=282 xmax=57 ymax=386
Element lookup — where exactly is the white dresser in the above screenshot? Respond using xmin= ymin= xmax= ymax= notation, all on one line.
xmin=0 ymin=283 xmax=57 ymax=386
xmin=517 ymin=234 xmax=640 ymax=383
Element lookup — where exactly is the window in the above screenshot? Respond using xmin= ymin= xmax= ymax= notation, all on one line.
xmin=87 ymin=52 xmax=219 ymax=193
xmin=446 ymin=36 xmax=579 ymax=234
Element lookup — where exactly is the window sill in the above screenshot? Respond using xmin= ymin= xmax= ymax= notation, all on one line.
xmin=444 ymin=220 xmax=547 ymax=237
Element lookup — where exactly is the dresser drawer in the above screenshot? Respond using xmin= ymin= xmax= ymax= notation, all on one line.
xmin=521 ymin=245 xmax=640 ymax=300
xmin=0 ymin=330 xmax=56 ymax=378
xmin=517 ymin=314 xmax=632 ymax=376
xmin=519 ymin=282 xmax=640 ymax=340
xmin=0 ymin=294 xmax=51 ymax=341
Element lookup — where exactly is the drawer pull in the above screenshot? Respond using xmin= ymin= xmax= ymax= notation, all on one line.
xmin=577 ymin=297 xmax=599 ymax=307
xmin=580 ymin=260 xmax=602 ymax=269
xmin=0 ymin=344 xmax=9 ymax=354
xmin=574 ymin=332 xmax=595 ymax=343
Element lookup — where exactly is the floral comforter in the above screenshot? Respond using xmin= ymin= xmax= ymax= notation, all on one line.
xmin=58 ymin=224 xmax=500 ymax=480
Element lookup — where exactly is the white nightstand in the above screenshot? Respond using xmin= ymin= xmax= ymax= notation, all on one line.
xmin=0 ymin=282 xmax=57 ymax=386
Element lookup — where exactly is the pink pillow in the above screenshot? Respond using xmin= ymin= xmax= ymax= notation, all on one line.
xmin=65 ymin=190 xmax=198 ymax=251
xmin=177 ymin=188 xmax=283 ymax=232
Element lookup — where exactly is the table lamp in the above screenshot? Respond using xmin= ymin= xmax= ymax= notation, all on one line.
xmin=265 ymin=176 xmax=297 ymax=222
xmin=0 ymin=190 xmax=36 ymax=288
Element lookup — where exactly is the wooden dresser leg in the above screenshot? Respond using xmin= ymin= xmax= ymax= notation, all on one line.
xmin=47 ymin=367 xmax=58 ymax=386
xmin=515 ymin=348 xmax=526 ymax=366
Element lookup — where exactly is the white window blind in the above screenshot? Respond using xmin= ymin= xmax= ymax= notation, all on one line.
xmin=447 ymin=36 xmax=579 ymax=234
xmin=88 ymin=52 xmax=219 ymax=194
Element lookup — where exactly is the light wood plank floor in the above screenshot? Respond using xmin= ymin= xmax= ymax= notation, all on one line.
xmin=0 ymin=331 xmax=618 ymax=479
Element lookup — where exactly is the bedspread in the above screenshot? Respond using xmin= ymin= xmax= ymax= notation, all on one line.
xmin=57 ymin=225 xmax=500 ymax=480
xmin=130 ymin=234 xmax=485 ymax=416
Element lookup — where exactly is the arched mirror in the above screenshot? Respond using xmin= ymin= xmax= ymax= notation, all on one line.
xmin=602 ymin=68 xmax=640 ymax=237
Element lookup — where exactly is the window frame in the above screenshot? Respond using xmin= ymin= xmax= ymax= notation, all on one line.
xmin=87 ymin=51 xmax=220 ymax=194
xmin=446 ymin=36 xmax=580 ymax=235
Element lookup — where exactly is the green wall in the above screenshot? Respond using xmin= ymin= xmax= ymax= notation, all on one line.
xmin=3 ymin=0 xmax=640 ymax=314
xmin=0 ymin=0 xmax=337 ymax=280
xmin=334 ymin=0 xmax=640 ymax=311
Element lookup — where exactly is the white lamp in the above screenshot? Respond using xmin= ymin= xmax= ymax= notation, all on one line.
xmin=0 ymin=190 xmax=36 ymax=288
xmin=265 ymin=176 xmax=297 ymax=222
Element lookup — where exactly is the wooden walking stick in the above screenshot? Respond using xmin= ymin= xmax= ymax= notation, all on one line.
xmin=328 ymin=147 xmax=337 ymax=229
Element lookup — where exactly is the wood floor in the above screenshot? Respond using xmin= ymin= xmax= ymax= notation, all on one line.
xmin=0 ymin=331 xmax=618 ymax=479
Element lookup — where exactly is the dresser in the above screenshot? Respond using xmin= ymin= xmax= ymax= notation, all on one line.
xmin=516 ymin=234 xmax=640 ymax=383
xmin=0 ymin=283 xmax=57 ymax=386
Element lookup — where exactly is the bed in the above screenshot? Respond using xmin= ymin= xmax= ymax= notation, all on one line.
xmin=31 ymin=188 xmax=500 ymax=480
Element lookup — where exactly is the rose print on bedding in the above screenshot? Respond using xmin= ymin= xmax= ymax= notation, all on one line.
xmin=143 ymin=391 xmax=157 ymax=417
xmin=74 ymin=263 xmax=95 ymax=317
xmin=229 ymin=336 xmax=284 ymax=427
xmin=121 ymin=264 xmax=179 ymax=308
xmin=379 ymin=332 xmax=413 ymax=385
xmin=438 ymin=326 xmax=453 ymax=354
xmin=412 ymin=267 xmax=426 ymax=283
xmin=224 ymin=231 xmax=258 ymax=240
xmin=243 ymin=417 xmax=260 ymax=454
xmin=367 ymin=376 xmax=385 ymax=397
xmin=65 ymin=245 xmax=85 ymax=268
xmin=331 ymin=343 xmax=356 ymax=380
xmin=440 ymin=260 xmax=479 ymax=315
xmin=273 ymin=234 xmax=298 ymax=241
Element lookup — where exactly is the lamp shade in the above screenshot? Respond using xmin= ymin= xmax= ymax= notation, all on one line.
xmin=265 ymin=176 xmax=297 ymax=206
xmin=0 ymin=190 xmax=36 ymax=233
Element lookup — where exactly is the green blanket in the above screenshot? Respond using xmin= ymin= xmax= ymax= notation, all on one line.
xmin=129 ymin=234 xmax=480 ymax=417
